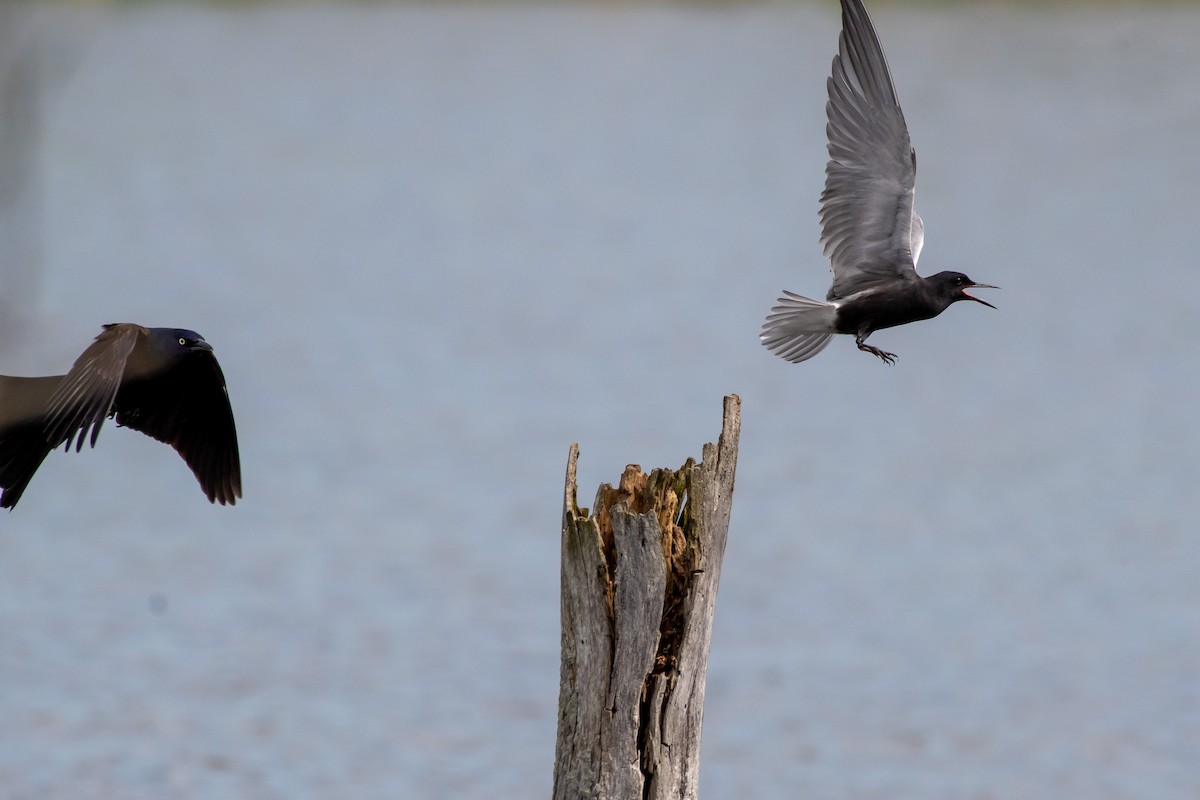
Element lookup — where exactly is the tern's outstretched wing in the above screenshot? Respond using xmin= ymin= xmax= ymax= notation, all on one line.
xmin=820 ymin=0 xmax=923 ymax=299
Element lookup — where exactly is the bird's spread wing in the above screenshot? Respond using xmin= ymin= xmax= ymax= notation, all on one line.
xmin=0 ymin=376 xmax=66 ymax=508
xmin=44 ymin=324 xmax=141 ymax=452
xmin=114 ymin=349 xmax=242 ymax=506
xmin=820 ymin=0 xmax=922 ymax=299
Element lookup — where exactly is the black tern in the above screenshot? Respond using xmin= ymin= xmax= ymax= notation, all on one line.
xmin=761 ymin=0 xmax=997 ymax=365
xmin=0 ymin=323 xmax=241 ymax=509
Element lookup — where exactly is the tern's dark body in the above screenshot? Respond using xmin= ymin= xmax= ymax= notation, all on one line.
xmin=836 ymin=270 xmax=993 ymax=332
xmin=760 ymin=0 xmax=996 ymax=365
xmin=835 ymin=280 xmax=949 ymax=336
xmin=0 ymin=323 xmax=241 ymax=509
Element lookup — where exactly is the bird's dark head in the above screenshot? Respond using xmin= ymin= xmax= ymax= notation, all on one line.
xmin=147 ymin=327 xmax=212 ymax=356
xmin=928 ymin=271 xmax=998 ymax=310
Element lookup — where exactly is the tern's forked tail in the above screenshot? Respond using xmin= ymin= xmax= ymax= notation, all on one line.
xmin=760 ymin=290 xmax=838 ymax=364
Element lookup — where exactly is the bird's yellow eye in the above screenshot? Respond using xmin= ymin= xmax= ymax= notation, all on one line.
xmin=178 ymin=337 xmax=187 ymax=346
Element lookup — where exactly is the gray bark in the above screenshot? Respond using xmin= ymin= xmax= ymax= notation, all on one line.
xmin=553 ymin=394 xmax=741 ymax=800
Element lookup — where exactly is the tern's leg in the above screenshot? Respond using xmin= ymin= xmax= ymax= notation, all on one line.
xmin=855 ymin=333 xmax=897 ymax=365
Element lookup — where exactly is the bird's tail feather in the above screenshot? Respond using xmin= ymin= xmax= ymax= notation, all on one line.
xmin=760 ymin=291 xmax=838 ymax=364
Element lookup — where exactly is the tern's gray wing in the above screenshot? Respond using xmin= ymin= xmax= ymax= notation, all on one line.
xmin=44 ymin=323 xmax=142 ymax=452
xmin=820 ymin=0 xmax=922 ymax=300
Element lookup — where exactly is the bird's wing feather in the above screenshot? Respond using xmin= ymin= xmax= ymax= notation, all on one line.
xmin=820 ymin=0 xmax=922 ymax=298
xmin=910 ymin=210 xmax=924 ymax=266
xmin=114 ymin=350 xmax=242 ymax=506
xmin=0 ymin=376 xmax=64 ymax=508
xmin=44 ymin=324 xmax=141 ymax=452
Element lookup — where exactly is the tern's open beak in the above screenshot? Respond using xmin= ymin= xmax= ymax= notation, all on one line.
xmin=963 ymin=283 xmax=998 ymax=309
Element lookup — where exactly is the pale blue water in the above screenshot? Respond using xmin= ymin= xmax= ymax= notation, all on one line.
xmin=0 ymin=3 xmax=1197 ymax=798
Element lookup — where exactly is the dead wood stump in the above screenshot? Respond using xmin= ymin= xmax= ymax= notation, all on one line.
xmin=553 ymin=394 xmax=740 ymax=800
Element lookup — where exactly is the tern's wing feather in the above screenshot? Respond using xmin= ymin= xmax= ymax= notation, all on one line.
xmin=820 ymin=0 xmax=922 ymax=299
xmin=910 ymin=209 xmax=924 ymax=266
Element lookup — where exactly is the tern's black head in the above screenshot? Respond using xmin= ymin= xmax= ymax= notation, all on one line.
xmin=926 ymin=271 xmax=998 ymax=310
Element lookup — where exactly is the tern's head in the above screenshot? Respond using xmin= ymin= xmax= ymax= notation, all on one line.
xmin=928 ymin=272 xmax=999 ymax=309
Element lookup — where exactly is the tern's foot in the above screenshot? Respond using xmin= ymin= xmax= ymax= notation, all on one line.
xmin=856 ymin=341 xmax=897 ymax=365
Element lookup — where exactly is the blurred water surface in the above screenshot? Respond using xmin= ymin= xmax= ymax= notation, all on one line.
xmin=0 ymin=3 xmax=1197 ymax=798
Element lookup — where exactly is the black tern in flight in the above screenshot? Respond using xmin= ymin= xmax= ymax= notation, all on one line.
xmin=0 ymin=323 xmax=241 ymax=509
xmin=761 ymin=0 xmax=997 ymax=365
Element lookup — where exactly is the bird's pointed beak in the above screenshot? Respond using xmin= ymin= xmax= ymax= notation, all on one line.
xmin=963 ymin=283 xmax=998 ymax=309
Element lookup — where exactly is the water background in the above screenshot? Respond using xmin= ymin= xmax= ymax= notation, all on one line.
xmin=0 ymin=3 xmax=1197 ymax=798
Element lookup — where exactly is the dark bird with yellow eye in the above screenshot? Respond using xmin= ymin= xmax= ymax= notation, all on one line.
xmin=0 ymin=323 xmax=241 ymax=509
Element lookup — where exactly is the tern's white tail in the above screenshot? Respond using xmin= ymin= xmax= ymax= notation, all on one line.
xmin=760 ymin=291 xmax=838 ymax=364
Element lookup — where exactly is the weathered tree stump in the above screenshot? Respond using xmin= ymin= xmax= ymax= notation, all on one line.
xmin=553 ymin=394 xmax=740 ymax=800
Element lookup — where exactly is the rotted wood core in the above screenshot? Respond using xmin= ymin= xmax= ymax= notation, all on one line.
xmin=593 ymin=460 xmax=693 ymax=674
